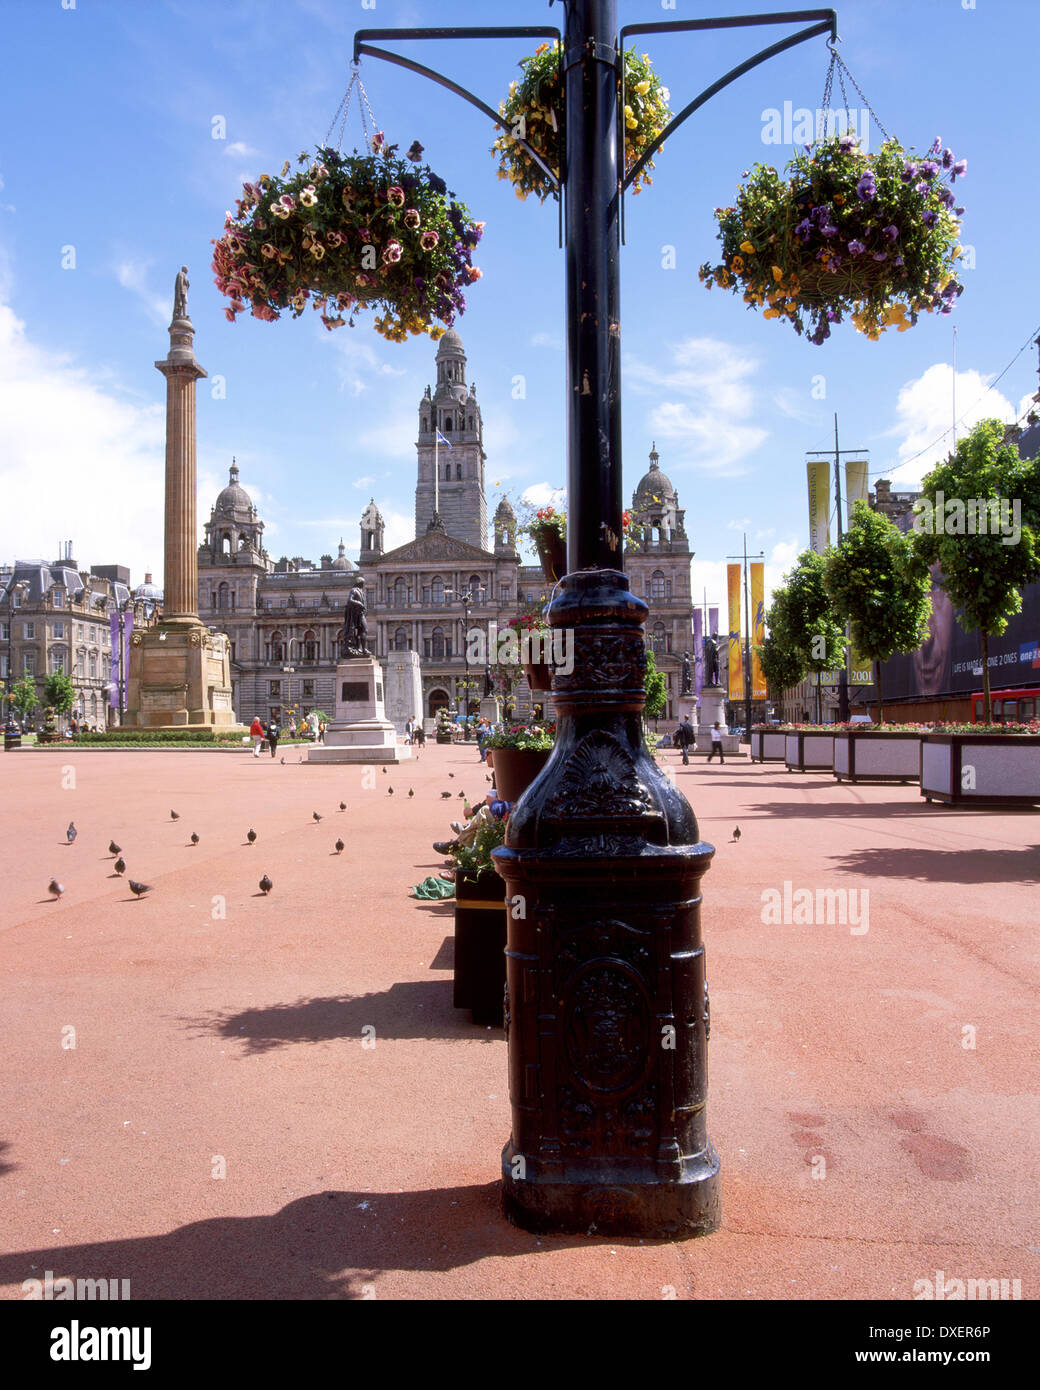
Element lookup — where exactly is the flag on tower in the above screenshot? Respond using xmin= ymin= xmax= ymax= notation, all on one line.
xmin=436 ymin=429 xmax=454 ymax=450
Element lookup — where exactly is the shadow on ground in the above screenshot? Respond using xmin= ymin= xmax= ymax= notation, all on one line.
xmin=181 ymin=979 xmax=487 ymax=1052
xmin=831 ymin=844 xmax=1040 ymax=884
xmin=0 ymin=1182 xmax=609 ymax=1299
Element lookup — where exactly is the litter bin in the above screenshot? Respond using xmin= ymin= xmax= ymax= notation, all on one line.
xmin=4 ymin=721 xmax=22 ymax=751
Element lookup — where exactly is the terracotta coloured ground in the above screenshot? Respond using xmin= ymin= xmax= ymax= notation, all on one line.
xmin=0 ymin=743 xmax=1036 ymax=1301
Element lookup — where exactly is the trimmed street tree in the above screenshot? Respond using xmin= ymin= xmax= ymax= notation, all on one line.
xmin=912 ymin=418 xmax=1040 ymax=723
xmin=781 ymin=549 xmax=848 ymax=723
xmin=44 ymin=671 xmax=77 ymax=728
xmin=824 ymin=499 xmax=933 ymax=723
xmin=758 ymin=584 xmax=809 ymax=713
xmin=9 ymin=674 xmax=39 ymax=727
xmin=644 ymin=645 xmax=667 ymax=723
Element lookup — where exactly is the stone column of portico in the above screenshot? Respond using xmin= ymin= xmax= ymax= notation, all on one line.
xmin=155 ymin=266 xmax=207 ymax=626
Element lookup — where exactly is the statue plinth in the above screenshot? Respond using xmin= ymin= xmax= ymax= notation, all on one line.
xmin=123 ymin=622 xmax=235 ymax=728
xmin=694 ymin=685 xmax=744 ymax=757
xmin=307 ymin=656 xmax=410 ymax=764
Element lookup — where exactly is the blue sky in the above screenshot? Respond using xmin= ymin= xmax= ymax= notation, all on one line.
xmin=1 ymin=0 xmax=1038 ymax=615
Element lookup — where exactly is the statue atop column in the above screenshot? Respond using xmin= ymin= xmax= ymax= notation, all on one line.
xmin=173 ymin=265 xmax=190 ymax=321
xmin=703 ymin=632 xmax=721 ymax=687
xmin=340 ymin=579 xmax=368 ymax=657
xmin=484 ymin=661 xmax=494 ymax=698
xmin=680 ymin=649 xmax=693 ymax=696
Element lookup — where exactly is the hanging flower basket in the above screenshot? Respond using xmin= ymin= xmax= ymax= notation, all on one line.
xmin=492 ymin=42 xmax=671 ymax=201
xmin=699 ymin=134 xmax=967 ymax=344
xmin=212 ymin=140 xmax=485 ymax=343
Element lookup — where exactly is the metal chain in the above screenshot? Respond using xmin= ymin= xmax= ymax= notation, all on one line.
xmin=834 ymin=50 xmax=890 ymax=143
xmin=817 ymin=43 xmax=890 ymax=147
xmin=324 ymin=63 xmax=380 ymax=152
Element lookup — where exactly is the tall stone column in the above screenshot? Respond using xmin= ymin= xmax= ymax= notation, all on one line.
xmin=155 ymin=265 xmax=206 ymax=625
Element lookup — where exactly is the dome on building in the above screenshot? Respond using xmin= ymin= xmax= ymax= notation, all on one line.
xmin=330 ymin=539 xmax=353 ymax=572
xmin=213 ymin=460 xmax=254 ymax=518
xmin=135 ymin=572 xmax=164 ymax=601
xmin=361 ymin=498 xmax=383 ymax=525
xmin=436 ymin=328 xmax=464 ymax=356
xmin=633 ymin=443 xmax=677 ymax=506
xmin=494 ymin=496 xmax=516 ymax=518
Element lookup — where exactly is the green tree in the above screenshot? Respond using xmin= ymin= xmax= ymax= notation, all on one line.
xmin=778 ymin=550 xmax=847 ymax=722
xmin=9 ymin=673 xmax=39 ymax=726
xmin=913 ymin=419 xmax=1040 ymax=723
xmin=45 ymin=671 xmax=76 ymax=726
xmin=757 ymin=584 xmax=808 ymax=701
xmin=644 ymin=645 xmax=667 ymax=721
xmin=824 ymin=500 xmax=932 ymax=722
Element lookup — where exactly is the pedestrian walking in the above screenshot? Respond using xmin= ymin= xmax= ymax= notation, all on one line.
xmin=250 ymin=714 xmax=265 ymax=757
xmin=708 ymin=720 xmax=726 ymax=764
xmin=675 ymin=715 xmax=695 ymax=765
xmin=318 ymin=720 xmax=326 ymax=744
xmin=267 ymin=719 xmax=281 ymax=759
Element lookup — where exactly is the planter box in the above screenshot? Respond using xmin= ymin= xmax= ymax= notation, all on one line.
xmin=920 ymin=733 xmax=1040 ymax=807
xmin=833 ymin=731 xmax=922 ymax=784
xmin=751 ymin=730 xmax=788 ymax=762
xmin=453 ymin=869 xmax=507 ymax=1026
xmin=785 ymin=731 xmax=835 ymax=772
xmin=523 ymin=659 xmax=553 ymax=693
xmin=488 ymin=746 xmax=551 ymax=802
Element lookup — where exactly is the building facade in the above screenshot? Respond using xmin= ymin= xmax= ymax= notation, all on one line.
xmin=199 ymin=333 xmax=697 ymax=728
xmin=1 ymin=544 xmax=161 ymax=728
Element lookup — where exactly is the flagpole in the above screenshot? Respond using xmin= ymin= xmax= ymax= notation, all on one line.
xmin=434 ymin=429 xmax=439 ymax=516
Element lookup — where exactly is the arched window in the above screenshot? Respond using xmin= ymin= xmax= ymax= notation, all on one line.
xmin=217 ymin=581 xmax=231 ymax=612
xmin=468 ymin=574 xmax=483 ymax=603
xmin=431 ymin=576 xmax=444 ymax=606
xmin=651 ymin=569 xmax=666 ymax=601
xmin=271 ymin=630 xmax=284 ymax=663
xmin=421 ymin=416 xmax=428 ymax=432
xmin=394 ymin=577 xmax=407 ymax=608
xmin=393 ymin=627 xmax=408 ymax=651
xmin=652 ymin=622 xmax=666 ymax=654
xmin=430 ymin=626 xmax=446 ymax=660
xmin=445 ymin=462 xmax=451 ymax=481
xmin=468 ymin=415 xmax=474 ymax=430
xmin=456 ymin=461 xmax=462 ymax=480
xmin=303 ymin=628 xmax=317 ymax=662
xmin=221 ymin=532 xmax=231 ymax=556
xmin=442 ymin=416 xmax=452 ymax=432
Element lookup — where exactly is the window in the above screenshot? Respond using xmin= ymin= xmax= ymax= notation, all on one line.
xmin=429 ymin=627 xmax=447 ymax=660
xmin=431 ymin=576 xmax=444 ymax=606
xmin=651 ymin=623 xmax=667 ymax=655
xmin=456 ymin=461 xmax=462 ymax=480
xmin=24 ymin=621 xmax=35 ymax=639
xmin=12 ymin=589 xmax=21 ymax=608
xmin=269 ymin=680 xmax=281 ymax=698
xmin=421 ymin=416 xmax=428 ymax=432
xmin=393 ymin=627 xmax=408 ymax=651
xmin=303 ymin=629 xmax=317 ymax=662
xmin=53 ymin=621 xmax=65 ymax=639
xmin=0 ymin=622 xmax=8 ymax=642
xmin=302 ymin=680 xmax=314 ymax=699
xmin=270 ymin=631 xmax=285 ymax=662
xmin=394 ymin=578 xmax=408 ymax=607
xmin=0 ymin=654 xmax=8 ymax=677
xmin=53 ymin=590 xmax=64 ymax=608
xmin=24 ymin=653 xmax=35 ymax=675
xmin=77 ymin=625 xmax=84 ymax=641
xmin=229 ymin=643 xmax=236 ymax=663
xmin=499 ymin=586 xmax=510 ymax=604
xmin=89 ymin=655 xmax=97 ymax=679
xmin=49 ymin=649 xmax=65 ymax=674
xmin=650 ymin=570 xmax=666 ymax=601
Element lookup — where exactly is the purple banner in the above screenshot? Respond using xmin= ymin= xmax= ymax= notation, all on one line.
xmin=709 ymin=606 xmax=719 ymax=640
xmin=693 ymin=609 xmax=704 ymax=696
xmin=122 ymin=611 xmax=133 ymax=710
xmin=109 ymin=612 xmax=119 ymax=709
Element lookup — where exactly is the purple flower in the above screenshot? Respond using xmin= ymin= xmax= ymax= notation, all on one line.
xmin=839 ymin=134 xmax=858 ymax=152
xmin=930 ymin=137 xmax=942 ymax=155
xmin=954 ymin=206 xmax=965 ymax=216
xmin=883 ymin=224 xmax=899 ymax=241
xmin=952 ymin=159 xmax=967 ymax=180
xmin=942 ymin=148 xmax=954 ymax=169
xmin=894 ymin=256 xmax=905 ymax=267
xmin=942 ymin=281 xmax=959 ymax=298
xmin=915 ymin=181 xmax=931 ymax=197
xmin=918 ymin=161 xmax=940 ymax=180
xmin=821 ymin=221 xmax=839 ymax=238
xmin=921 ymin=209 xmax=938 ymax=227
xmin=795 ymin=216 xmax=814 ymax=242
xmin=939 ymin=187 xmax=956 ymax=208
xmin=901 ymin=161 xmax=919 ymax=184
xmin=872 ymin=251 xmax=889 ymax=262
xmin=848 ymin=238 xmax=866 ymax=255
xmin=827 ymin=309 xmax=840 ymax=321
xmin=856 ymin=173 xmax=877 ymax=200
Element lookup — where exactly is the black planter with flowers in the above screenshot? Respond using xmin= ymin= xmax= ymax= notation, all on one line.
xmin=699 ymin=133 xmax=967 ymax=344
xmin=212 ymin=140 xmax=484 ymax=343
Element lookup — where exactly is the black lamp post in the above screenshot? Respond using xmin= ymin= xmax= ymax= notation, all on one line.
xmin=357 ymin=0 xmax=837 ymax=1240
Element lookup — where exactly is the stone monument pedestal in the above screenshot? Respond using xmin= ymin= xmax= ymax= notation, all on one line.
xmin=694 ymin=683 xmax=743 ymax=757
xmin=383 ymin=650 xmax=423 ymax=736
xmin=124 ymin=622 xmax=235 ymax=728
xmin=308 ymin=656 xmax=410 ymax=764
xmin=479 ymin=696 xmax=501 ymax=723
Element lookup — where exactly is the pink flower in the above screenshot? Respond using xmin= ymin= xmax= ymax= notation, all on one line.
xmin=467 ymin=265 xmax=483 ymax=282
xmin=382 ymin=240 xmax=403 ymax=264
xmin=420 ymin=230 xmax=439 ymax=250
xmin=404 ymin=208 xmax=421 ymax=228
xmin=325 ymin=230 xmax=343 ymax=248
xmin=387 ymin=185 xmax=405 ymax=207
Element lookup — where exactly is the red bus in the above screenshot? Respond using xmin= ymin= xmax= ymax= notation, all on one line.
xmin=970 ymin=686 xmax=1040 ymax=723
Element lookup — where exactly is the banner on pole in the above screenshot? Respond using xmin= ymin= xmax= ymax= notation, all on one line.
xmin=751 ymin=562 xmax=766 ymax=699
xmin=845 ymin=458 xmax=869 ymax=520
xmin=693 ymin=609 xmax=703 ymax=695
xmin=807 ymin=459 xmax=831 ymax=553
xmin=109 ymin=613 xmax=119 ymax=709
xmin=727 ymin=564 xmax=742 ymax=701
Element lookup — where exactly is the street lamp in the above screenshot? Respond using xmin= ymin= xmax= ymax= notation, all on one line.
xmin=352 ymin=0 xmax=838 ymax=1241
xmin=446 ymin=583 xmax=478 ymax=740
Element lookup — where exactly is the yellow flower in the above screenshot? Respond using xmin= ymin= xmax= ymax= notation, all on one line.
xmin=634 ymin=80 xmax=651 ymax=95
xmin=731 ymin=255 xmax=745 ymax=273
xmin=625 ymin=116 xmax=638 ymax=130
xmin=740 ymin=240 xmax=755 ymax=255
xmin=763 ymin=308 xmax=781 ymax=319
xmin=772 ymin=266 xmax=784 ymax=282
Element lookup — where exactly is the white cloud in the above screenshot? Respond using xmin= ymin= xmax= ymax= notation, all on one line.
xmin=886 ymin=363 xmax=1017 ymax=484
xmin=0 ymin=300 xmax=165 ymax=580
xmin=530 ymin=331 xmax=563 ymax=350
xmin=114 ymin=258 xmax=169 ymax=326
xmin=625 ymin=338 xmax=768 ymax=473
xmin=520 ymin=482 xmax=565 ymax=509
xmin=330 ymin=333 xmax=407 ymax=398
xmin=352 ymin=475 xmax=375 ymax=490
xmin=225 ymin=141 xmax=259 ymax=158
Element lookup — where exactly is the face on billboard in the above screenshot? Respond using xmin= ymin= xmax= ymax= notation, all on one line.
xmin=912 ymin=570 xmax=955 ymax=697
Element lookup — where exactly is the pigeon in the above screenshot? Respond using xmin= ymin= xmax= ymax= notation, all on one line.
xmin=458 ymin=791 xmax=466 ymax=799
xmin=246 ymin=829 xmax=257 ymax=845
xmin=108 ymin=840 xmax=121 ymax=856
xmin=441 ymin=791 xmax=452 ymax=799
xmin=128 ymin=880 xmax=152 ymax=898
xmin=339 ymin=802 xmax=346 ymax=811
xmin=259 ymin=874 xmax=272 ymax=895
xmin=731 ymin=826 xmax=741 ymax=842
xmin=49 ymin=878 xmax=64 ymax=899
xmin=114 ymin=857 xmax=126 ymax=876
xmin=486 ymin=775 xmax=493 ymax=783
xmin=382 ymin=767 xmax=387 ymax=775
xmin=280 ymin=757 xmax=285 ymax=765
xmin=313 ymin=811 xmax=323 ymax=823
xmin=170 ymin=810 xmax=180 ymax=821
xmin=408 ymin=789 xmax=414 ymax=797
xmin=190 ymin=832 xmax=200 ymax=846
xmin=335 ymin=839 xmax=345 ymax=854
xmin=66 ymin=822 xmax=77 ymax=844
xmin=387 ymin=786 xmax=394 ymax=795
xmin=449 ymin=773 xmax=455 ymax=779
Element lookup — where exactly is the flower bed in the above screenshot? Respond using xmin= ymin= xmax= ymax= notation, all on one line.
xmin=213 ymin=141 xmax=483 ymax=342
xmin=833 ymin=729 xmax=923 ymax=784
xmin=920 ymin=732 xmax=1040 ymax=807
xmin=699 ymin=135 xmax=966 ymax=344
xmin=785 ymin=730 xmax=835 ymax=772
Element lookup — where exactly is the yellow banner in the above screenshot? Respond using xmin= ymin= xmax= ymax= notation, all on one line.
xmin=845 ymin=458 xmax=869 ymax=520
xmin=727 ymin=564 xmax=742 ymax=701
xmin=807 ymin=459 xmax=831 ymax=553
xmin=850 ymin=639 xmax=874 ymax=686
xmin=751 ymin=562 xmax=766 ymax=699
